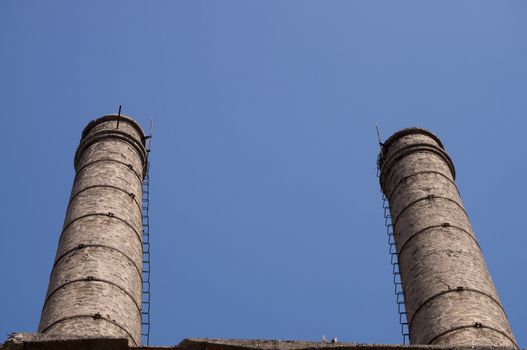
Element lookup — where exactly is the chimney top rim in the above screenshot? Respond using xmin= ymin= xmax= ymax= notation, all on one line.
xmin=81 ymin=114 xmax=146 ymax=141
xmin=382 ymin=127 xmax=444 ymax=151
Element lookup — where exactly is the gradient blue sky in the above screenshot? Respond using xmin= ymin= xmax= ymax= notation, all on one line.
xmin=1 ymin=1 xmax=526 ymax=347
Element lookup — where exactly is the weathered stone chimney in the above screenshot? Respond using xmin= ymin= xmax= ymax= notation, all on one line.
xmin=38 ymin=115 xmax=147 ymax=346
xmin=378 ymin=128 xmax=516 ymax=347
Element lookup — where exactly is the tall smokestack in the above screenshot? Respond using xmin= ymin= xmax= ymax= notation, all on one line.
xmin=38 ymin=115 xmax=147 ymax=346
xmin=378 ymin=128 xmax=516 ymax=347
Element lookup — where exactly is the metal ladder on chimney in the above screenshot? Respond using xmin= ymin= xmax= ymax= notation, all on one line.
xmin=377 ymin=154 xmax=410 ymax=344
xmin=141 ymin=122 xmax=153 ymax=345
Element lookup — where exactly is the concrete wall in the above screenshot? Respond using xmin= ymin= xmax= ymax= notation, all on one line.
xmin=378 ymin=128 xmax=516 ymax=347
xmin=38 ymin=115 xmax=147 ymax=346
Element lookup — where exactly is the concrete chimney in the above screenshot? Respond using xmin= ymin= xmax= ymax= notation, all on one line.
xmin=38 ymin=115 xmax=147 ymax=346
xmin=378 ymin=128 xmax=516 ymax=347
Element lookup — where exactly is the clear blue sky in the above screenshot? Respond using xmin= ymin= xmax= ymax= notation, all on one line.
xmin=1 ymin=1 xmax=526 ymax=347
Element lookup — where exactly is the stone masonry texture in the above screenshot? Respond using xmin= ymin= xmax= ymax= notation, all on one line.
xmin=1 ymin=335 xmax=519 ymax=350
xmin=378 ymin=128 xmax=516 ymax=347
xmin=38 ymin=115 xmax=147 ymax=346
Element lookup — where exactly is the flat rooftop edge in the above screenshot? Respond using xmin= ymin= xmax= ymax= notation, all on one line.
xmin=1 ymin=335 xmax=520 ymax=350
xmin=177 ymin=339 xmax=519 ymax=350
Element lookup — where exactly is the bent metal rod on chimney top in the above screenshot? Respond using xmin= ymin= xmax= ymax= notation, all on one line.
xmin=38 ymin=115 xmax=147 ymax=346
xmin=378 ymin=128 xmax=516 ymax=347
